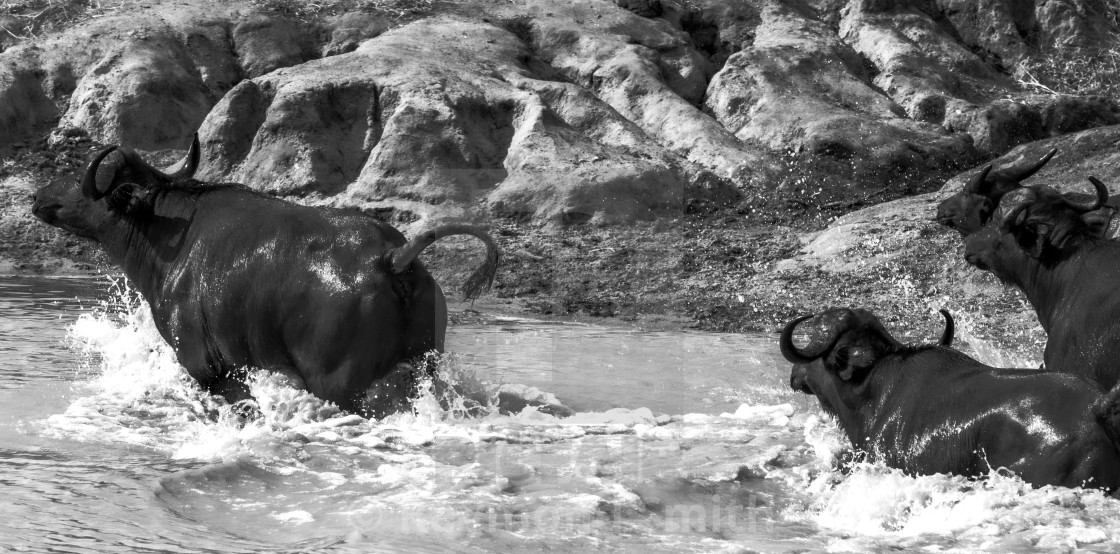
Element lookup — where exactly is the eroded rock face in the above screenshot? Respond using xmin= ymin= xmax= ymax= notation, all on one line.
xmin=60 ymin=36 xmax=213 ymax=151
xmin=1041 ymin=96 xmax=1120 ymax=137
xmin=1 ymin=0 xmax=1119 ymax=230
xmin=0 ymin=16 xmax=24 ymax=54
xmin=0 ymin=4 xmax=391 ymax=151
xmin=706 ymin=0 xmax=978 ymax=189
xmin=197 ymin=17 xmax=686 ymax=226
xmin=939 ymin=124 xmax=1120 ymax=195
xmin=232 ymin=16 xmax=321 ymax=79
xmin=493 ymin=0 xmax=776 ymax=185
xmin=837 ymin=0 xmax=1120 ymax=158
xmin=0 ymin=66 xmax=57 ymax=147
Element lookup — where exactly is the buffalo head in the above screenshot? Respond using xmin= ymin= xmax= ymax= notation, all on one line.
xmin=781 ymin=309 xmax=953 ymax=416
xmin=935 ymin=149 xmax=1057 ymax=236
xmin=32 ymin=135 xmax=200 ymax=239
xmin=997 ymin=177 xmax=1109 ymax=261
xmin=962 ymin=223 xmax=1013 ymax=274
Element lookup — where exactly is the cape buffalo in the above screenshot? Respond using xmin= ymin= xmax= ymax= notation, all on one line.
xmin=936 ymin=149 xmax=1056 ymax=236
xmin=963 ymin=177 xmax=1120 ymax=388
xmin=781 ymin=308 xmax=1120 ymax=490
xmin=32 ymin=137 xmax=499 ymax=415
xmin=938 ymin=149 xmax=1120 ymax=239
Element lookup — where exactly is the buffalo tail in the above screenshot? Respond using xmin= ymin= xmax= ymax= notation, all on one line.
xmin=391 ymin=224 xmax=500 ymax=301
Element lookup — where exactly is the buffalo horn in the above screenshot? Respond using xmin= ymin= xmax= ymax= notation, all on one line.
xmin=937 ymin=309 xmax=954 ymax=347
xmin=866 ymin=316 xmax=906 ymax=350
xmin=1000 ymin=203 xmax=1030 ymax=231
xmin=81 ymin=147 xmax=118 ymax=201
xmin=779 ymin=315 xmax=818 ymax=364
xmin=1002 ymin=148 xmax=1057 ymax=182
xmin=998 ymin=188 xmax=1038 ymax=230
xmin=144 ymin=134 xmax=200 ymax=183
xmin=780 ymin=312 xmax=856 ymax=364
xmin=165 ymin=133 xmax=201 ymax=181
xmin=1068 ymin=177 xmax=1110 ymax=213
xmin=963 ymin=165 xmax=994 ymax=195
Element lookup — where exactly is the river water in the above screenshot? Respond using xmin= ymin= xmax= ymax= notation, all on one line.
xmin=2 ymin=276 xmax=1119 ymax=553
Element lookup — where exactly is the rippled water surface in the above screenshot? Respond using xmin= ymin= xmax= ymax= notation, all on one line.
xmin=3 ymin=276 xmax=1120 ymax=553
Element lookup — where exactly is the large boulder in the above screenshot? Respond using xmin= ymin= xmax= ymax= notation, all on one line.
xmin=0 ymin=64 xmax=57 ymax=147
xmin=838 ymin=0 xmax=1120 ymax=157
xmin=490 ymin=0 xmax=776 ymax=185
xmin=232 ymin=15 xmax=322 ymax=79
xmin=58 ymin=35 xmax=213 ymax=151
xmin=197 ymin=17 xmax=686 ymax=227
xmin=931 ymin=0 xmax=1117 ymax=66
xmin=0 ymin=5 xmax=391 ymax=150
xmin=705 ymin=0 xmax=978 ymax=190
xmin=838 ymin=0 xmax=1009 ymax=146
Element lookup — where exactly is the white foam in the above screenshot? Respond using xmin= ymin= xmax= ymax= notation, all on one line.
xmin=273 ymin=510 xmax=315 ymax=524
xmin=31 ymin=282 xmax=1120 ymax=552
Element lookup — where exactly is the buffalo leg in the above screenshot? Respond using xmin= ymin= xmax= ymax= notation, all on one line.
xmin=207 ymin=377 xmax=252 ymax=405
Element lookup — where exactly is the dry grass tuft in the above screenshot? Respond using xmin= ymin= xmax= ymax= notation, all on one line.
xmin=249 ymin=0 xmax=436 ymax=19
xmin=0 ymin=0 xmax=149 ymax=39
xmin=0 ymin=0 xmax=435 ymax=40
xmin=1015 ymin=0 xmax=1120 ymax=97
xmin=1016 ymin=46 xmax=1120 ymax=98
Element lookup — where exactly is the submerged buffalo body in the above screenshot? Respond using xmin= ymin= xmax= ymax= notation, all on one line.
xmin=32 ymin=138 xmax=498 ymax=413
xmin=781 ymin=308 xmax=1120 ymax=490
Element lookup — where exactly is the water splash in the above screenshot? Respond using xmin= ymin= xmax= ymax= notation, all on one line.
xmin=24 ymin=278 xmax=1120 ymax=552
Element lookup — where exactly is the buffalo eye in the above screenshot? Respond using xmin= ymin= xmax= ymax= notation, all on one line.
xmin=834 ymin=345 xmax=878 ymax=381
xmin=106 ymin=183 xmax=151 ymax=217
xmin=977 ymin=199 xmax=994 ymax=223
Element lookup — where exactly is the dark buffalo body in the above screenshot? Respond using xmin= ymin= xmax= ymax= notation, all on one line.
xmin=963 ymin=178 xmax=1120 ymax=389
xmin=32 ymin=138 xmax=497 ymax=413
xmin=781 ymin=308 xmax=1120 ymax=490
xmin=140 ymin=190 xmax=447 ymax=406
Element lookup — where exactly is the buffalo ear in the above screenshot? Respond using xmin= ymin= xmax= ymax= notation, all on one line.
xmin=1081 ymin=210 xmax=1113 ymax=239
xmin=834 ymin=345 xmax=878 ymax=381
xmin=106 ymin=183 xmax=151 ymax=217
xmin=1010 ymin=224 xmax=1047 ymax=259
xmin=1048 ymin=221 xmax=1078 ymax=250
xmin=976 ymin=198 xmax=994 ymax=225
xmin=964 ymin=165 xmax=994 ymax=195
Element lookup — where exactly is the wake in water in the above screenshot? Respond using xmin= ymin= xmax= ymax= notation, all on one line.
xmin=43 ymin=278 xmax=508 ymax=460
xmin=24 ymin=279 xmax=1120 ymax=552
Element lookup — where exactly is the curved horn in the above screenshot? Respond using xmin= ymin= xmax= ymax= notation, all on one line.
xmin=390 ymin=224 xmax=500 ymax=300
xmin=998 ymin=188 xmax=1038 ymax=230
xmin=1068 ymin=177 xmax=1110 ymax=213
xmin=81 ymin=147 xmax=118 ymax=201
xmin=1000 ymin=203 xmax=1031 ymax=231
xmin=779 ymin=311 xmax=856 ymax=364
xmin=937 ymin=309 xmax=954 ymax=347
xmin=166 ymin=133 xmax=200 ymax=181
xmin=779 ymin=315 xmax=819 ymax=364
xmin=1002 ymin=148 xmax=1057 ymax=182
xmin=964 ymin=165 xmax=994 ymax=195
xmin=866 ymin=316 xmax=906 ymax=350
